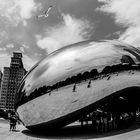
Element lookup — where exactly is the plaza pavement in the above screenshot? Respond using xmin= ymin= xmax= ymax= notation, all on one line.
xmin=1 ymin=119 xmax=140 ymax=140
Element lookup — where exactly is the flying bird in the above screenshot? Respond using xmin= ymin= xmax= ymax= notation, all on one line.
xmin=37 ymin=6 xmax=53 ymax=19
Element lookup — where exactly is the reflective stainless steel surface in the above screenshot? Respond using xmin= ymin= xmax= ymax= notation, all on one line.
xmin=15 ymin=40 xmax=140 ymax=130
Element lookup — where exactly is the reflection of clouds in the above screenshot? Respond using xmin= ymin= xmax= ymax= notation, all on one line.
xmin=22 ymin=54 xmax=38 ymax=70
xmin=74 ymin=58 xmax=81 ymax=63
xmin=33 ymin=63 xmax=50 ymax=80
xmin=23 ymin=40 xmax=140 ymax=94
xmin=66 ymin=67 xmax=72 ymax=70
xmin=105 ymin=31 xmax=122 ymax=38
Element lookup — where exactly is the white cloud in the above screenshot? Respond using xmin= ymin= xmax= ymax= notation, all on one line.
xmin=36 ymin=13 xmax=93 ymax=54
xmin=6 ymin=44 xmax=14 ymax=48
xmin=0 ymin=48 xmax=6 ymax=51
xmin=19 ymin=44 xmax=30 ymax=52
xmin=0 ymin=53 xmax=10 ymax=71
xmin=16 ymin=0 xmax=40 ymax=19
xmin=97 ymin=0 xmax=140 ymax=47
xmin=0 ymin=0 xmax=41 ymax=26
xmin=22 ymin=54 xmax=38 ymax=70
xmin=59 ymin=0 xmax=80 ymax=5
xmin=22 ymin=44 xmax=30 ymax=49
xmin=0 ymin=31 xmax=9 ymax=40
xmin=20 ymin=47 xmax=25 ymax=52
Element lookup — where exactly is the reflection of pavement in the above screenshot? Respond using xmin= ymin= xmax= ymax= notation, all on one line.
xmin=18 ymin=71 xmax=140 ymax=128
xmin=1 ymin=121 xmax=140 ymax=140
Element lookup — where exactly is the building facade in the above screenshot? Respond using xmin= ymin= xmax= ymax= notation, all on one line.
xmin=0 ymin=52 xmax=26 ymax=111
xmin=0 ymin=71 xmax=2 ymax=93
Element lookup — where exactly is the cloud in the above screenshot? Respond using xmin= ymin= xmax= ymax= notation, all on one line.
xmin=97 ymin=0 xmax=140 ymax=47
xmin=16 ymin=0 xmax=40 ymax=19
xmin=6 ymin=44 xmax=15 ymax=48
xmin=0 ymin=0 xmax=41 ymax=26
xmin=58 ymin=0 xmax=81 ymax=6
xmin=22 ymin=54 xmax=38 ymax=70
xmin=20 ymin=47 xmax=25 ymax=53
xmin=19 ymin=44 xmax=30 ymax=52
xmin=36 ymin=13 xmax=93 ymax=54
xmin=0 ymin=48 xmax=6 ymax=51
xmin=22 ymin=44 xmax=30 ymax=49
xmin=0 ymin=53 xmax=10 ymax=71
xmin=0 ymin=31 xmax=9 ymax=41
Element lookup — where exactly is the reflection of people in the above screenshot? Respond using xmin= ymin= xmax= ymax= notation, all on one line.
xmin=73 ymin=83 xmax=76 ymax=92
xmin=79 ymin=117 xmax=84 ymax=127
xmin=136 ymin=108 xmax=140 ymax=125
xmin=87 ymin=80 xmax=91 ymax=88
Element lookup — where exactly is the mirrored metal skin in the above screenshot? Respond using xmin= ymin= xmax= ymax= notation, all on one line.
xmin=15 ymin=40 xmax=140 ymax=130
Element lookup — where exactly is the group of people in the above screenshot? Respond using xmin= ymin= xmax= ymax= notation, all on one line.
xmin=79 ymin=112 xmax=117 ymax=133
xmin=79 ymin=109 xmax=138 ymax=133
xmin=9 ymin=116 xmax=17 ymax=131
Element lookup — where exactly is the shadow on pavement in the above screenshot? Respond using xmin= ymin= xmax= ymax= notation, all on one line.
xmin=12 ymin=130 xmax=20 ymax=132
xmin=22 ymin=124 xmax=140 ymax=139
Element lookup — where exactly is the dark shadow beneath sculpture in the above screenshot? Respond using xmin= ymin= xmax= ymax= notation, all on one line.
xmin=22 ymin=123 xmax=140 ymax=139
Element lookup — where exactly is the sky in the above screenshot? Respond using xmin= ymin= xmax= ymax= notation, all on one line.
xmin=0 ymin=0 xmax=140 ymax=71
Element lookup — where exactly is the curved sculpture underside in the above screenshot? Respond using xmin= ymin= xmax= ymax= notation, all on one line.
xmin=15 ymin=40 xmax=140 ymax=130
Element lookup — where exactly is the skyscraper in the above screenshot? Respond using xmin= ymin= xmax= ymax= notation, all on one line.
xmin=0 ymin=52 xmax=26 ymax=111
xmin=0 ymin=71 xmax=2 ymax=92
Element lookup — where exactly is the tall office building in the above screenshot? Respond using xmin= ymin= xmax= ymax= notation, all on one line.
xmin=0 ymin=52 xmax=26 ymax=111
xmin=0 ymin=71 xmax=2 ymax=92
xmin=0 ymin=71 xmax=3 ymax=101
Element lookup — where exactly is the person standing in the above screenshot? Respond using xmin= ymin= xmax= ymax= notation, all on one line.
xmin=13 ymin=117 xmax=17 ymax=131
xmin=9 ymin=117 xmax=14 ymax=131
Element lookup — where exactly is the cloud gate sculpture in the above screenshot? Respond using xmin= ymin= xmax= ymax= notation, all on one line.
xmin=15 ymin=40 xmax=140 ymax=131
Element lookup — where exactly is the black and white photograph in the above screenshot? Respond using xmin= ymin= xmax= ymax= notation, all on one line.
xmin=0 ymin=0 xmax=140 ymax=139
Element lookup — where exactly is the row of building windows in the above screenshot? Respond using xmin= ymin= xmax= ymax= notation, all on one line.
xmin=2 ymin=87 xmax=8 ymax=90
xmin=6 ymin=102 xmax=14 ymax=104
xmin=0 ymin=96 xmax=6 ymax=99
xmin=0 ymin=53 xmax=26 ymax=111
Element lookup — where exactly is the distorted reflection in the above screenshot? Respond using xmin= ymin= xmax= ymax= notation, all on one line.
xmin=15 ymin=40 xmax=140 ymax=109
xmin=15 ymin=62 xmax=140 ymax=108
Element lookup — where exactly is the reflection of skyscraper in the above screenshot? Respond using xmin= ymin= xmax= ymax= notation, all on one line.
xmin=0 ymin=52 xmax=26 ymax=111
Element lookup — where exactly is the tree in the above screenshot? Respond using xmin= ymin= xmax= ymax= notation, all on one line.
xmin=90 ymin=69 xmax=98 ymax=78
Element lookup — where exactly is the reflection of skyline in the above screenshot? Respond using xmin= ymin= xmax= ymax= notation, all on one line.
xmin=16 ymin=40 xmax=140 ymax=103
xmin=15 ymin=40 xmax=140 ymax=129
xmin=17 ymin=63 xmax=139 ymax=107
